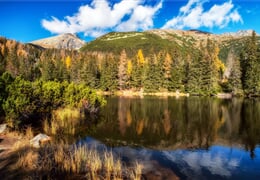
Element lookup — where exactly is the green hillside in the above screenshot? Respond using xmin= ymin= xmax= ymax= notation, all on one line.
xmin=80 ymin=31 xmax=192 ymax=57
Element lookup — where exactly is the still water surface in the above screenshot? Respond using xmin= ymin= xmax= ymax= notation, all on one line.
xmin=82 ymin=96 xmax=260 ymax=179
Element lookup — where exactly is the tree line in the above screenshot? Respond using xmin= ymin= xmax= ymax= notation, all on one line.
xmin=0 ymin=31 xmax=259 ymax=97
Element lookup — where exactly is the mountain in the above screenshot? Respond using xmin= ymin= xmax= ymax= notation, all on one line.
xmin=80 ymin=29 xmax=260 ymax=67
xmin=1 ymin=29 xmax=259 ymax=96
xmin=30 ymin=33 xmax=85 ymax=50
xmin=222 ymin=30 xmax=257 ymax=37
xmin=81 ymin=29 xmax=258 ymax=55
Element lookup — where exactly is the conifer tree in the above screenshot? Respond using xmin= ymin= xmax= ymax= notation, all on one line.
xmin=100 ymin=56 xmax=118 ymax=91
xmin=80 ymin=58 xmax=98 ymax=88
xmin=229 ymin=55 xmax=242 ymax=94
xmin=240 ymin=31 xmax=260 ymax=95
xmin=143 ymin=54 xmax=160 ymax=92
xmin=187 ymin=52 xmax=203 ymax=94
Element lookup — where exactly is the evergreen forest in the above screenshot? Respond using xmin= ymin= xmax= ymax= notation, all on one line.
xmin=0 ymin=31 xmax=260 ymax=125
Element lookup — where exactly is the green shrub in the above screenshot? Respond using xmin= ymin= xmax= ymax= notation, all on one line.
xmin=2 ymin=76 xmax=106 ymax=127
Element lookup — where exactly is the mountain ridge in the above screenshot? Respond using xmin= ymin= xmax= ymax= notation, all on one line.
xmin=28 ymin=29 xmax=258 ymax=51
xmin=80 ymin=29 xmax=259 ymax=57
xmin=30 ymin=33 xmax=85 ymax=50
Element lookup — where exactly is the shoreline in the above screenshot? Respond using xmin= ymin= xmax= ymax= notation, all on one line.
xmin=97 ymin=90 xmax=190 ymax=97
xmin=97 ymin=90 xmax=241 ymax=99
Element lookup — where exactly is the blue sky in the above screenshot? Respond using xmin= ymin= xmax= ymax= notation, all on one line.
xmin=0 ymin=0 xmax=259 ymax=42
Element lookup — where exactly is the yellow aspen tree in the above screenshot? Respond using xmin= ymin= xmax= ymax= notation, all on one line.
xmin=65 ymin=56 xmax=71 ymax=69
xmin=127 ymin=60 xmax=132 ymax=76
xmin=213 ymin=46 xmax=225 ymax=76
xmin=137 ymin=49 xmax=145 ymax=65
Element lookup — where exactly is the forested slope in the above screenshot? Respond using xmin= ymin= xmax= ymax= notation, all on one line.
xmin=0 ymin=30 xmax=260 ymax=96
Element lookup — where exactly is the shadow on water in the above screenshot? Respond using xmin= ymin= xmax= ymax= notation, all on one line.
xmin=81 ymin=96 xmax=260 ymax=180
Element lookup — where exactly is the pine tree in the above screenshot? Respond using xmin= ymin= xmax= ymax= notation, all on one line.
xmin=80 ymin=58 xmax=98 ymax=88
xmin=100 ymin=56 xmax=118 ymax=91
xmin=187 ymin=52 xmax=203 ymax=94
xmin=6 ymin=45 xmax=19 ymax=77
xmin=170 ymin=52 xmax=185 ymax=92
xmin=229 ymin=55 xmax=242 ymax=94
xmin=143 ymin=54 xmax=160 ymax=92
xmin=241 ymin=31 xmax=260 ymax=95
xmin=200 ymin=39 xmax=221 ymax=95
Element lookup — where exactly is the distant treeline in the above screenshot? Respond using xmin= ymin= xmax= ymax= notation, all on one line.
xmin=0 ymin=31 xmax=259 ymax=97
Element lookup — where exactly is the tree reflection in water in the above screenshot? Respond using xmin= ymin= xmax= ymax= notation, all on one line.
xmin=91 ymin=96 xmax=260 ymax=158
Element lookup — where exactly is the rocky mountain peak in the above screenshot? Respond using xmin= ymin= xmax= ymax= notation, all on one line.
xmin=30 ymin=33 xmax=85 ymax=50
xmin=222 ymin=30 xmax=256 ymax=37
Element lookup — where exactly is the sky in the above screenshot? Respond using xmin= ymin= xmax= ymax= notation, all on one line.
xmin=0 ymin=0 xmax=259 ymax=43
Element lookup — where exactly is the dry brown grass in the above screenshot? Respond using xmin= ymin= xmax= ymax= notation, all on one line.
xmin=15 ymin=149 xmax=38 ymax=171
xmin=3 ymin=109 xmax=143 ymax=180
xmin=130 ymin=162 xmax=143 ymax=180
xmin=25 ymin=125 xmax=34 ymax=139
xmin=11 ymin=141 xmax=143 ymax=179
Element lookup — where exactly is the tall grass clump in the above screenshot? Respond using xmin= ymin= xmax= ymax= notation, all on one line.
xmin=25 ymin=125 xmax=34 ymax=139
xmin=130 ymin=162 xmax=143 ymax=180
xmin=7 ymin=126 xmax=142 ymax=179
xmin=43 ymin=107 xmax=82 ymax=136
xmin=13 ymin=142 xmax=143 ymax=179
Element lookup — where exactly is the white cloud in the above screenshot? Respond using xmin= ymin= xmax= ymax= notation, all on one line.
xmin=42 ymin=0 xmax=162 ymax=38
xmin=116 ymin=1 xmax=162 ymax=31
xmin=163 ymin=149 xmax=240 ymax=179
xmin=162 ymin=0 xmax=243 ymax=30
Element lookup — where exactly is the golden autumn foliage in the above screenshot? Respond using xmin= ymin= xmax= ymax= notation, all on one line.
xmin=213 ymin=46 xmax=225 ymax=72
xmin=127 ymin=60 xmax=133 ymax=76
xmin=137 ymin=49 xmax=145 ymax=65
xmin=65 ymin=56 xmax=71 ymax=69
xmin=136 ymin=119 xmax=144 ymax=135
xmin=126 ymin=110 xmax=132 ymax=126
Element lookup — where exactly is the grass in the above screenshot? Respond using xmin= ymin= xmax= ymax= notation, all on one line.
xmin=43 ymin=107 xmax=83 ymax=136
xmin=10 ymin=140 xmax=143 ymax=179
xmin=1 ymin=107 xmax=143 ymax=179
xmin=25 ymin=125 xmax=34 ymax=139
xmin=81 ymin=31 xmax=178 ymax=57
xmin=131 ymin=162 xmax=143 ymax=180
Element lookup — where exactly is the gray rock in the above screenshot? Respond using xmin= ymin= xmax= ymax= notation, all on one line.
xmin=30 ymin=133 xmax=51 ymax=148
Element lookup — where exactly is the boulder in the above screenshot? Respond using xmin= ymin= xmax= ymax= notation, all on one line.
xmin=30 ymin=133 xmax=51 ymax=148
xmin=0 ymin=124 xmax=7 ymax=134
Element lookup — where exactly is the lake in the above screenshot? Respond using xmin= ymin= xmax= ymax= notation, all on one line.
xmin=81 ymin=96 xmax=260 ymax=180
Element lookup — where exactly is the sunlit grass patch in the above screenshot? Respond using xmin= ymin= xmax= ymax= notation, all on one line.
xmin=13 ymin=141 xmax=143 ymax=179
xmin=43 ymin=107 xmax=83 ymax=136
xmin=25 ymin=125 xmax=34 ymax=139
xmin=130 ymin=162 xmax=143 ymax=180
xmin=15 ymin=148 xmax=38 ymax=171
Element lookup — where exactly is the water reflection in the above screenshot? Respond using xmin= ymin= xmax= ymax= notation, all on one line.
xmin=81 ymin=137 xmax=260 ymax=180
xmin=90 ymin=97 xmax=260 ymax=157
xmin=83 ymin=96 xmax=260 ymax=179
